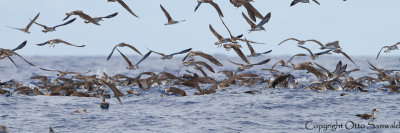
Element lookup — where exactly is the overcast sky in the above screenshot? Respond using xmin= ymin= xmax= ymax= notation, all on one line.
xmin=1 ymin=0 xmax=400 ymax=57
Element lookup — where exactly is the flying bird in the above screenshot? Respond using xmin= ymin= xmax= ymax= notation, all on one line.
xmin=228 ymin=58 xmax=271 ymax=71
xmin=0 ymin=49 xmax=35 ymax=68
xmin=219 ymin=16 xmax=263 ymax=44
xmin=107 ymin=43 xmax=142 ymax=61
xmin=33 ymin=18 xmax=76 ymax=33
xmin=108 ymin=0 xmax=138 ymax=17
xmin=84 ymin=12 xmax=118 ymax=24
xmin=160 ymin=4 xmax=185 ymax=25
xmin=63 ymin=10 xmax=100 ymax=25
xmin=182 ymin=51 xmax=223 ymax=67
xmin=150 ymin=48 xmax=192 ymax=60
xmin=194 ymin=0 xmax=224 ymax=17
xmin=297 ymin=45 xmax=331 ymax=59
xmin=376 ymin=42 xmax=400 ymax=60
xmin=209 ymin=24 xmax=236 ymax=46
xmin=278 ymin=38 xmax=323 ymax=46
xmin=242 ymin=12 xmax=272 ymax=33
xmin=36 ymin=39 xmax=85 ymax=47
xmin=7 ymin=12 xmax=40 ymax=34
xmin=291 ymin=0 xmax=320 ymax=6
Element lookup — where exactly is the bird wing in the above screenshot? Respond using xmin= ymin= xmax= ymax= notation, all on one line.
xmin=119 ymin=43 xmax=142 ymax=55
xmin=219 ymin=16 xmax=234 ymax=39
xmin=376 ymin=46 xmax=387 ymax=60
xmin=57 ymin=39 xmax=85 ymax=47
xmin=312 ymin=0 xmax=321 ymax=5
xmin=252 ymin=58 xmax=270 ymax=66
xmin=36 ymin=40 xmax=50 ymax=46
xmin=12 ymin=40 xmax=27 ymax=51
xmin=32 ymin=21 xmax=48 ymax=29
xmin=278 ymin=38 xmax=301 ymax=45
xmin=160 ymin=4 xmax=173 ymax=22
xmin=101 ymin=80 xmax=123 ymax=103
xmin=227 ymin=59 xmax=243 ymax=66
xmin=246 ymin=40 xmax=256 ymax=54
xmin=77 ymin=12 xmax=100 ymax=25
xmin=337 ymin=50 xmax=358 ymax=67
xmin=290 ymin=0 xmax=300 ymax=6
xmin=209 ymin=1 xmax=224 ymax=17
xmin=256 ymin=12 xmax=271 ymax=27
xmin=10 ymin=51 xmax=35 ymax=66
xmin=314 ymin=63 xmax=332 ymax=78
xmin=101 ymin=12 xmax=119 ymax=18
xmin=54 ymin=18 xmax=76 ymax=28
xmin=170 ymin=48 xmax=192 ymax=56
xmin=117 ymin=0 xmax=138 ymax=17
xmin=196 ymin=52 xmax=223 ymax=67
xmin=194 ymin=2 xmax=202 ymax=12
xmin=116 ymin=48 xmax=133 ymax=69
xmin=297 ymin=45 xmax=314 ymax=57
xmin=5 ymin=54 xmax=18 ymax=68
xmin=135 ymin=51 xmax=152 ymax=66
xmin=314 ymin=49 xmax=332 ymax=56
xmin=194 ymin=61 xmax=215 ymax=73
xmin=287 ymin=53 xmax=306 ymax=63
xmin=209 ymin=24 xmax=224 ymax=40
xmin=241 ymin=12 xmax=256 ymax=28
xmin=107 ymin=45 xmax=119 ymax=61
xmin=25 ymin=12 xmax=40 ymax=30
xmin=40 ymin=67 xmax=60 ymax=73
xmin=232 ymin=46 xmax=250 ymax=64
xmin=149 ymin=50 xmax=166 ymax=57
xmin=305 ymin=39 xmax=324 ymax=47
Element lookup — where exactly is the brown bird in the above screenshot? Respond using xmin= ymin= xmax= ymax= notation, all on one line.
xmin=209 ymin=24 xmax=236 ymax=46
xmin=182 ymin=59 xmax=215 ymax=73
xmin=115 ymin=49 xmax=151 ymax=70
xmin=0 ymin=48 xmax=35 ymax=68
xmin=242 ymin=12 xmax=272 ymax=33
xmin=36 ymin=39 xmax=85 ymax=47
xmin=331 ymin=49 xmax=358 ymax=67
xmin=297 ymin=45 xmax=332 ymax=60
xmin=223 ymin=43 xmax=250 ymax=65
xmin=63 ymin=10 xmax=100 ymax=25
xmin=108 ymin=0 xmax=139 ymax=17
xmin=291 ymin=0 xmax=320 ymax=6
xmin=39 ymin=68 xmax=91 ymax=77
xmin=107 ymin=43 xmax=142 ymax=61
xmin=0 ymin=125 xmax=8 ymax=133
xmin=356 ymin=109 xmax=378 ymax=119
xmin=33 ymin=18 xmax=76 ymax=33
xmin=84 ymin=12 xmax=118 ymax=24
xmin=160 ymin=4 xmax=185 ymax=25
xmin=7 ymin=12 xmax=40 ymax=34
xmin=150 ymin=48 xmax=192 ymax=60
xmin=376 ymin=42 xmax=400 ymax=60
xmin=164 ymin=87 xmax=187 ymax=96
xmin=49 ymin=126 xmax=54 ymax=133
xmin=194 ymin=0 xmax=224 ymax=17
xmin=100 ymin=92 xmax=110 ymax=109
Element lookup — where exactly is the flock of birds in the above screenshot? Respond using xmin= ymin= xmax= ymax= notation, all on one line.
xmin=0 ymin=0 xmax=397 ymax=132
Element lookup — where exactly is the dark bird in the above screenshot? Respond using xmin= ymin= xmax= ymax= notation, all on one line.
xmin=150 ymin=48 xmax=192 ymax=60
xmin=63 ymin=10 xmax=100 ymax=25
xmin=84 ymin=12 xmax=118 ymax=24
xmin=0 ymin=48 xmax=35 ymax=68
xmin=194 ymin=0 xmax=224 ymax=17
xmin=100 ymin=92 xmax=110 ymax=109
xmin=160 ymin=4 xmax=185 ymax=25
xmin=242 ymin=12 xmax=272 ymax=33
xmin=107 ymin=43 xmax=142 ymax=61
xmin=246 ymin=40 xmax=272 ymax=57
xmin=7 ymin=12 xmax=40 ymax=34
xmin=108 ymin=0 xmax=139 ymax=17
xmin=291 ymin=0 xmax=320 ymax=6
xmin=356 ymin=109 xmax=378 ymax=119
xmin=33 ymin=18 xmax=76 ymax=33
xmin=36 ymin=39 xmax=85 ymax=47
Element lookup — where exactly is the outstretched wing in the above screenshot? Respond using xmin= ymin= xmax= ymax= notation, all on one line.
xmin=209 ymin=1 xmax=224 ymax=17
xmin=117 ymin=0 xmax=139 ymax=17
xmin=160 ymin=4 xmax=173 ymax=22
xmin=252 ymin=58 xmax=270 ymax=66
xmin=118 ymin=43 xmax=142 ymax=55
xmin=54 ymin=18 xmax=76 ymax=28
xmin=256 ymin=12 xmax=271 ymax=27
xmin=116 ymin=48 xmax=133 ymax=69
xmin=57 ymin=39 xmax=85 ymax=47
xmin=26 ymin=12 xmax=40 ymax=30
xmin=101 ymin=12 xmax=118 ymax=18
xmin=209 ymin=24 xmax=224 ymax=40
xmin=135 ymin=51 xmax=152 ymax=66
xmin=241 ymin=12 xmax=256 ymax=28
xmin=12 ymin=40 xmax=27 ymax=51
xmin=232 ymin=46 xmax=250 ymax=64
xmin=279 ymin=38 xmax=301 ymax=45
xmin=376 ymin=46 xmax=387 ymax=60
xmin=171 ymin=48 xmax=192 ymax=56
xmin=196 ymin=52 xmax=223 ymax=67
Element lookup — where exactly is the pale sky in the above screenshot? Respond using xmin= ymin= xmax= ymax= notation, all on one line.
xmin=1 ymin=0 xmax=400 ymax=57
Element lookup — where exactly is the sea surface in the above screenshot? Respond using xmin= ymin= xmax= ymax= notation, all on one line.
xmin=0 ymin=55 xmax=400 ymax=133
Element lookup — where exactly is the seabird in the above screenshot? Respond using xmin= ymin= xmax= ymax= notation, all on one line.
xmin=219 ymin=16 xmax=263 ymax=44
xmin=108 ymin=0 xmax=138 ymax=17
xmin=228 ymin=58 xmax=271 ymax=71
xmin=107 ymin=43 xmax=142 ymax=61
xmin=297 ymin=45 xmax=331 ymax=59
xmin=278 ymin=38 xmax=324 ymax=46
xmin=209 ymin=24 xmax=235 ymax=46
xmin=160 ymin=4 xmax=185 ymax=25
xmin=242 ymin=12 xmax=272 ymax=33
xmin=63 ymin=10 xmax=100 ymax=25
xmin=290 ymin=0 xmax=320 ymax=6
xmin=100 ymin=92 xmax=110 ymax=109
xmin=356 ymin=109 xmax=378 ymax=119
xmin=33 ymin=18 xmax=76 ymax=33
xmin=0 ymin=48 xmax=35 ymax=68
xmin=150 ymin=48 xmax=192 ymax=60
xmin=164 ymin=87 xmax=187 ymax=96
xmin=194 ymin=0 xmax=224 ymax=17
xmin=84 ymin=12 xmax=118 ymax=24
xmin=376 ymin=42 xmax=400 ymax=60
xmin=7 ymin=12 xmax=40 ymax=34
xmin=36 ymin=39 xmax=85 ymax=47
